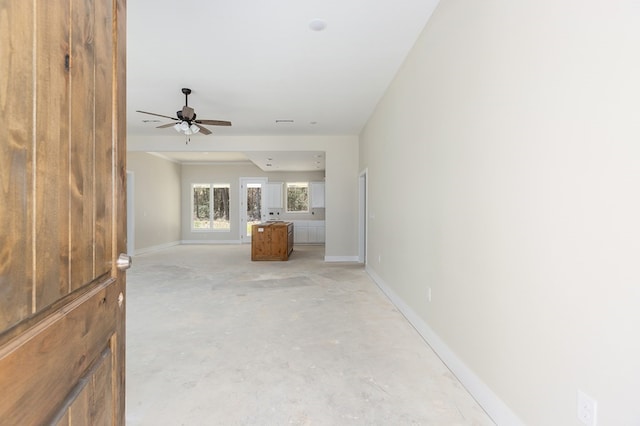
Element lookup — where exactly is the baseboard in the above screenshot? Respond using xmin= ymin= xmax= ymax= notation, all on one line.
xmin=133 ymin=241 xmax=181 ymax=256
xmin=365 ymin=266 xmax=524 ymax=426
xmin=324 ymin=255 xmax=360 ymax=262
xmin=181 ymin=240 xmax=242 ymax=245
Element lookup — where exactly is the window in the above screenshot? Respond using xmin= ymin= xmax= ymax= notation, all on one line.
xmin=286 ymin=182 xmax=309 ymax=213
xmin=192 ymin=183 xmax=230 ymax=231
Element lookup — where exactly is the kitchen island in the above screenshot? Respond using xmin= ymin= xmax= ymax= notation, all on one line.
xmin=251 ymin=221 xmax=294 ymax=261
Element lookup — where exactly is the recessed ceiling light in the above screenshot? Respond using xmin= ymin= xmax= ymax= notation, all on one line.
xmin=275 ymin=119 xmax=294 ymax=124
xmin=309 ymin=19 xmax=327 ymax=31
xmin=310 ymin=121 xmax=317 ymax=125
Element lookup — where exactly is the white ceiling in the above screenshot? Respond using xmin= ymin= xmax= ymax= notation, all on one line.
xmin=152 ymin=151 xmax=326 ymax=172
xmin=127 ymin=0 xmax=440 ymax=169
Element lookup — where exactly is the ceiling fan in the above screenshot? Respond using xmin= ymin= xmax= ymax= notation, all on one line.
xmin=136 ymin=88 xmax=231 ymax=136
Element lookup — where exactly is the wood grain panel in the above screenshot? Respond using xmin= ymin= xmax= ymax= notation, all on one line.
xmin=93 ymin=0 xmax=114 ymax=278
xmin=55 ymin=413 xmax=70 ymax=426
xmin=34 ymin=0 xmax=72 ymax=311
xmin=251 ymin=223 xmax=293 ymax=260
xmin=69 ymin=0 xmax=97 ymax=290
xmin=68 ymin=347 xmax=113 ymax=425
xmin=0 ymin=0 xmax=35 ymax=330
xmin=0 ymin=279 xmax=120 ymax=425
xmin=0 ymin=0 xmax=127 ymax=423
xmin=50 ymin=346 xmax=113 ymax=425
xmin=113 ymin=1 xmax=128 ymax=422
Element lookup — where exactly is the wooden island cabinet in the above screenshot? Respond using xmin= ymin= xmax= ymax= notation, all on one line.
xmin=251 ymin=222 xmax=294 ymax=261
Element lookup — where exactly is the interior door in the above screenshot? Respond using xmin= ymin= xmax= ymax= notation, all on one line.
xmin=239 ymin=178 xmax=268 ymax=243
xmin=0 ymin=0 xmax=127 ymax=424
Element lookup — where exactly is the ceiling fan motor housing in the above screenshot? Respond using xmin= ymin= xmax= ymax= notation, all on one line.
xmin=135 ymin=87 xmax=231 ymax=136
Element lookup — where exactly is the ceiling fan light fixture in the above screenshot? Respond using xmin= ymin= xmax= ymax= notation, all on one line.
xmin=136 ymin=88 xmax=231 ymax=139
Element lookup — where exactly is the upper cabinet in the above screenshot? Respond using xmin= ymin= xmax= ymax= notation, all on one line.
xmin=266 ymin=182 xmax=283 ymax=208
xmin=310 ymin=182 xmax=325 ymax=208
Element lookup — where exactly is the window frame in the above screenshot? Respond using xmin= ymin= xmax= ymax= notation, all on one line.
xmin=286 ymin=182 xmax=310 ymax=213
xmin=191 ymin=183 xmax=231 ymax=232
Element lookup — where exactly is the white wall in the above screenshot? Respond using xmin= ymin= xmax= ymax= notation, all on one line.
xmin=127 ymin=152 xmax=182 ymax=252
xmin=360 ymin=0 xmax=640 ymax=424
xmin=128 ymin=134 xmax=359 ymax=260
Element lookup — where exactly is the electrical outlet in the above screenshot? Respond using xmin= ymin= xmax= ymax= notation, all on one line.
xmin=577 ymin=390 xmax=597 ymax=426
xmin=427 ymin=287 xmax=432 ymax=302
xmin=378 ymin=254 xmax=381 ymax=263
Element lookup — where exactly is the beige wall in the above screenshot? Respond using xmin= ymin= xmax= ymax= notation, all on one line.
xmin=127 ymin=152 xmax=182 ymax=253
xmin=360 ymin=1 xmax=640 ymax=424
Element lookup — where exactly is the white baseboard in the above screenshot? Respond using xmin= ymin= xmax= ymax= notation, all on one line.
xmin=324 ymin=255 xmax=360 ymax=262
xmin=133 ymin=241 xmax=180 ymax=256
xmin=365 ymin=266 xmax=523 ymax=426
xmin=181 ymin=240 xmax=242 ymax=245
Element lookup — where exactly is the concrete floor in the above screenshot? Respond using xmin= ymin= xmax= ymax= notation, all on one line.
xmin=126 ymin=244 xmax=494 ymax=425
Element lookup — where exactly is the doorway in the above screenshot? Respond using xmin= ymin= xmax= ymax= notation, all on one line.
xmin=127 ymin=171 xmax=135 ymax=255
xmin=239 ymin=177 xmax=268 ymax=243
xmin=359 ymin=169 xmax=368 ymax=264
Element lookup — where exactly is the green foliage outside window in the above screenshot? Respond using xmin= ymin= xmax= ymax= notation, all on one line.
xmin=287 ymin=183 xmax=309 ymax=212
xmin=192 ymin=184 xmax=230 ymax=230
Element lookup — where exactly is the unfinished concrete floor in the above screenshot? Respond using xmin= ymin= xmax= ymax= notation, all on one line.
xmin=126 ymin=244 xmax=494 ymax=425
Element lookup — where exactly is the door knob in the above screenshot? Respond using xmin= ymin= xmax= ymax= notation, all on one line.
xmin=116 ymin=253 xmax=132 ymax=271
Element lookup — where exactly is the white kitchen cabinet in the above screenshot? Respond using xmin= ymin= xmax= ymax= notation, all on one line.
xmin=294 ymin=225 xmax=309 ymax=243
xmin=293 ymin=220 xmax=325 ymax=244
xmin=316 ymin=224 xmax=325 ymax=243
xmin=266 ymin=182 xmax=283 ymax=208
xmin=307 ymin=225 xmax=325 ymax=243
xmin=310 ymin=182 xmax=325 ymax=208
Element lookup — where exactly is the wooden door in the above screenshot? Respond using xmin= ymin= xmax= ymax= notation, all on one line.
xmin=0 ymin=0 xmax=127 ymax=424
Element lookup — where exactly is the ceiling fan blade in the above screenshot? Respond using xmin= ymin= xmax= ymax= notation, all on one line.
xmin=156 ymin=123 xmax=177 ymax=129
xmin=195 ymin=119 xmax=232 ymax=126
xmin=194 ymin=123 xmax=212 ymax=135
xmin=136 ymin=110 xmax=178 ymax=121
xmin=182 ymin=106 xmax=195 ymax=121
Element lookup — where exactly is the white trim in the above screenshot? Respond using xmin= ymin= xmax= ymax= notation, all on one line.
xmin=146 ymin=153 xmax=254 ymax=167
xmin=134 ymin=241 xmax=181 ymax=256
xmin=365 ymin=266 xmax=524 ymax=426
xmin=324 ymin=255 xmax=359 ymax=262
xmin=147 ymin=152 xmax=181 ymax=164
xmin=179 ymin=161 xmax=253 ymax=166
xmin=126 ymin=171 xmax=135 ymax=256
xmin=239 ymin=177 xmax=269 ymax=244
xmin=285 ymin=181 xmax=311 ymax=213
xmin=191 ymin=182 xmax=232 ymax=232
xmin=181 ymin=240 xmax=241 ymax=245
